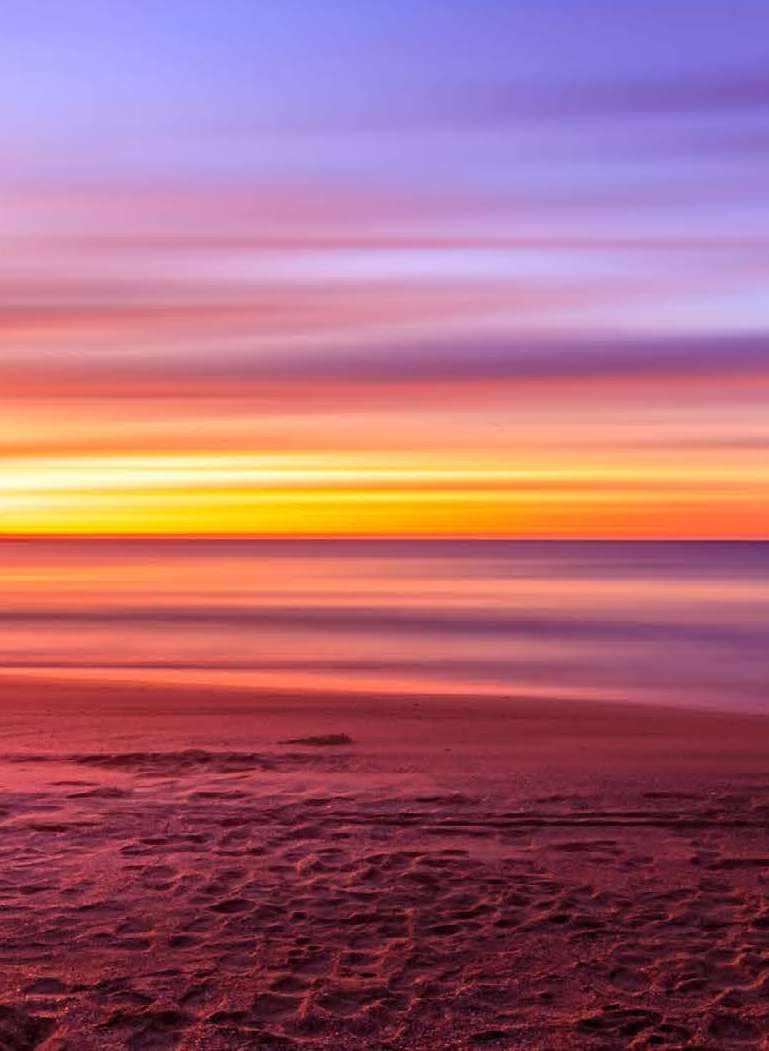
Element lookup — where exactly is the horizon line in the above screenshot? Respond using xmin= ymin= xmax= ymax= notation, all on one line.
xmin=0 ymin=534 xmax=766 ymax=543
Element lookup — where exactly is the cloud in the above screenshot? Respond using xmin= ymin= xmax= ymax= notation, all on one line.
xmin=6 ymin=332 xmax=767 ymax=393
xmin=454 ymin=69 xmax=769 ymax=126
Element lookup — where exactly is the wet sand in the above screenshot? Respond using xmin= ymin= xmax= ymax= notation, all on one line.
xmin=2 ymin=677 xmax=769 ymax=1048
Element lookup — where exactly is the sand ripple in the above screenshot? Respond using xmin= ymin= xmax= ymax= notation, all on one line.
xmin=3 ymin=750 xmax=769 ymax=1047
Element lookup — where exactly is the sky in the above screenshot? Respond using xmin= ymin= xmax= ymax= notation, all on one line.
xmin=2 ymin=0 xmax=769 ymax=537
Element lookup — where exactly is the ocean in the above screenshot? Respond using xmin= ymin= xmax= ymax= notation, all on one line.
xmin=1 ymin=539 xmax=767 ymax=711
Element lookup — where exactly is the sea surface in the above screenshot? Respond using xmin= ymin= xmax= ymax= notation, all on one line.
xmin=1 ymin=539 xmax=767 ymax=711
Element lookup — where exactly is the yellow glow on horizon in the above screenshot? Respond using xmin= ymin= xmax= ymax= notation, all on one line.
xmin=3 ymin=483 xmax=768 ymax=539
xmin=1 ymin=450 xmax=768 ymax=539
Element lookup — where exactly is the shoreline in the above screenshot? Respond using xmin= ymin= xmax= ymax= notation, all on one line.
xmin=2 ymin=673 xmax=769 ymax=772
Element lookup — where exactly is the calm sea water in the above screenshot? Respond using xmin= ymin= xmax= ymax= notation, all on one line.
xmin=1 ymin=540 xmax=767 ymax=711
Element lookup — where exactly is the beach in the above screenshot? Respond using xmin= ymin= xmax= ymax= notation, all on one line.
xmin=3 ymin=678 xmax=769 ymax=1048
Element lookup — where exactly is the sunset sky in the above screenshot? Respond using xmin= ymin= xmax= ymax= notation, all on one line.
xmin=3 ymin=1 xmax=769 ymax=537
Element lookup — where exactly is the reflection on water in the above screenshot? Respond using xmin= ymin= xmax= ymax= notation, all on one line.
xmin=1 ymin=540 xmax=767 ymax=710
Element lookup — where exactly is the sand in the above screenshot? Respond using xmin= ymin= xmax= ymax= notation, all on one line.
xmin=2 ymin=679 xmax=769 ymax=1048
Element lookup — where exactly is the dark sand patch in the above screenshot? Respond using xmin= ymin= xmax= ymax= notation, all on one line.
xmin=279 ymin=734 xmax=354 ymax=747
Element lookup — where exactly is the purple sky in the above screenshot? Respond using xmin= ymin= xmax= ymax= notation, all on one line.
xmin=2 ymin=2 xmax=769 ymax=536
